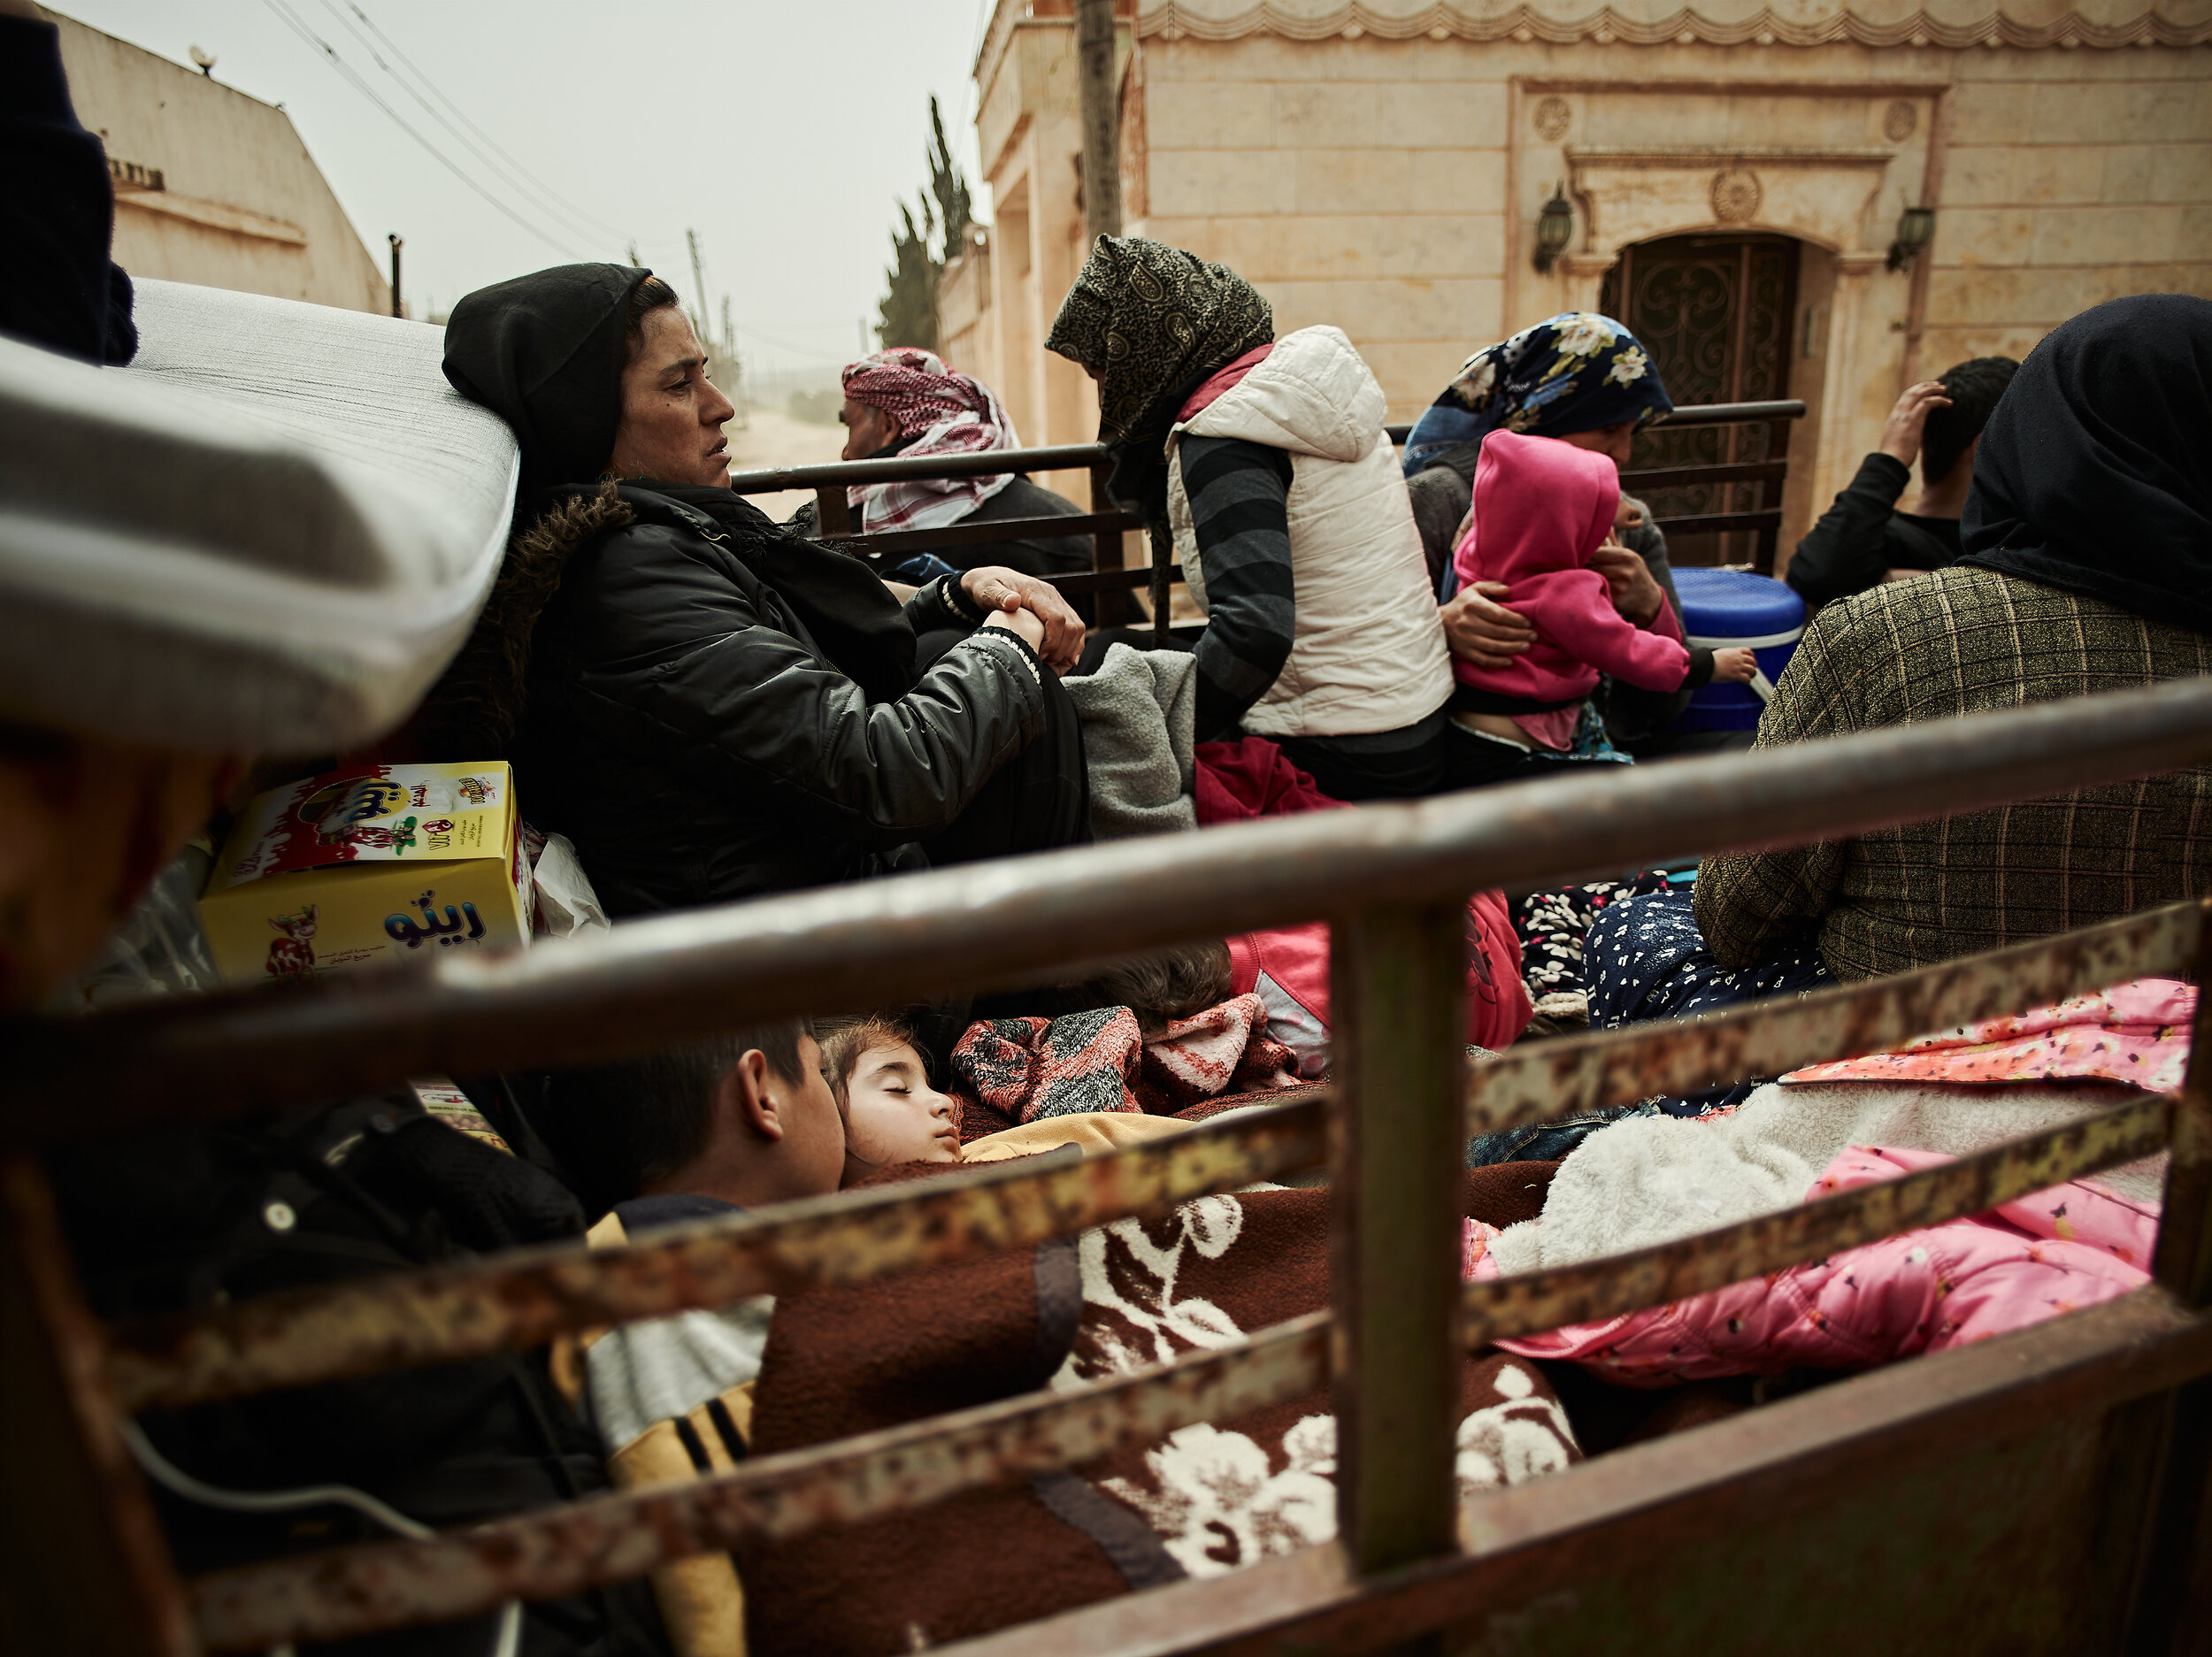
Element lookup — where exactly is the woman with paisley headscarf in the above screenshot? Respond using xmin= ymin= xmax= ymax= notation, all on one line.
xmin=1407 ymin=313 xmax=1695 ymax=759
xmin=1046 ymin=235 xmax=1456 ymax=801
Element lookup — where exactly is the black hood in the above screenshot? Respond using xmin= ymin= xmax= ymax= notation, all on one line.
xmin=442 ymin=262 xmax=654 ymax=505
xmin=1960 ymin=292 xmax=2212 ymax=634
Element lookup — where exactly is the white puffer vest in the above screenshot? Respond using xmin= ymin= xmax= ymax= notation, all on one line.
xmin=1166 ymin=326 xmax=1451 ymax=740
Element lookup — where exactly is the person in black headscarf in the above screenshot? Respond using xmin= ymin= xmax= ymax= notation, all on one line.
xmin=424 ymin=264 xmax=1089 ymax=915
xmin=1576 ymin=293 xmax=2212 ymax=1116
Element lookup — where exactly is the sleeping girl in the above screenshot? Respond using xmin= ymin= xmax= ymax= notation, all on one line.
xmin=818 ymin=1014 xmax=1208 ymax=1182
xmin=1447 ymin=429 xmax=1755 ymax=786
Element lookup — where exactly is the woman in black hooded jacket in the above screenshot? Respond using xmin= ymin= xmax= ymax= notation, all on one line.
xmin=429 ymin=264 xmax=1089 ymax=916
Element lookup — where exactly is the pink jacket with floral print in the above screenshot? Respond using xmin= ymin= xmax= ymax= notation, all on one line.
xmin=1465 ymin=1145 xmax=2155 ymax=1385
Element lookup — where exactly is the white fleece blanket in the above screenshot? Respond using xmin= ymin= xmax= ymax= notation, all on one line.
xmin=1063 ymin=642 xmax=1198 ymax=840
xmin=1489 ymin=1079 xmax=2166 ymax=1276
xmin=1 ymin=280 xmax=516 ymax=755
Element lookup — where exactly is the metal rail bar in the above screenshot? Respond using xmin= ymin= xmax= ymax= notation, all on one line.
xmin=1025 ymin=565 xmax=1180 ymax=598
xmin=725 ymin=442 xmax=1113 ymax=493
xmin=1619 ymin=459 xmax=1790 ymax=493
xmin=1653 ymin=398 xmax=1807 ymax=428
xmin=1466 ymin=901 xmax=2200 ymax=1137
xmin=2127 ymin=927 xmax=2212 ymax=1647
xmin=936 ymin=1287 xmax=2212 ymax=1657
xmin=817 ymin=510 xmax=1144 ymax=556
xmin=1088 ymin=457 xmax=1141 ymax=633
xmin=727 ymin=402 xmax=1811 ymax=497
xmin=2154 ymin=927 xmax=2212 ymax=1305
xmin=1650 ymin=509 xmax=1783 ymax=540
xmin=0 ymin=1156 xmax=191 ymax=1656
xmin=105 ymin=901 xmax=2196 ymax=1413
xmin=188 ymin=1317 xmax=1335 ymax=1653
xmin=1383 ymin=400 xmax=1808 ymax=448
xmin=109 ymin=1093 xmax=1327 ymax=1414
xmin=176 ymin=1103 xmax=2168 ymax=1652
xmin=1331 ymin=904 xmax=1466 ymax=1573
xmin=11 ymin=679 xmax=2212 ymax=1143
xmin=1463 ymin=1092 xmax=2171 ymax=1347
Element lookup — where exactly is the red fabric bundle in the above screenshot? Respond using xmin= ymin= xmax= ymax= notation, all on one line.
xmin=1195 ymin=737 xmax=1533 ymax=1055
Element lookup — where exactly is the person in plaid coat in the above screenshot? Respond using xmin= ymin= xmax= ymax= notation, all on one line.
xmin=1581 ymin=295 xmax=2212 ymax=1109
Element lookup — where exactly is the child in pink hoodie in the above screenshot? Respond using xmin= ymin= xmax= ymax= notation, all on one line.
xmin=1448 ymin=431 xmax=1755 ymax=763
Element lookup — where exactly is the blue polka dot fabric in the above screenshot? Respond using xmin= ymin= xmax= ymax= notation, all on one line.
xmin=1584 ymin=888 xmax=1835 ymax=1117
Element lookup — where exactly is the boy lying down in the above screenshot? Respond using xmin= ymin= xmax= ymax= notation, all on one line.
xmin=533 ymin=1023 xmax=1577 ymax=1657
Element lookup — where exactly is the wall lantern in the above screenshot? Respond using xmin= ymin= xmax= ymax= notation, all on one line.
xmin=1886 ymin=203 xmax=1936 ymax=272
xmin=1532 ymin=186 xmax=1574 ymax=273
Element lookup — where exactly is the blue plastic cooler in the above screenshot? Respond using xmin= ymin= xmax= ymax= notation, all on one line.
xmin=1671 ymin=568 xmax=1806 ymax=733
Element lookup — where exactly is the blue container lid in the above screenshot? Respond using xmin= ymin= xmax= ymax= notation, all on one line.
xmin=1673 ymin=568 xmax=1805 ymax=642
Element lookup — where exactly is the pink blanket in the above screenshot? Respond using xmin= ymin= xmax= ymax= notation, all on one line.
xmin=1466 ymin=1144 xmax=2156 ymax=1385
xmin=1781 ymin=978 xmax=2193 ymax=1093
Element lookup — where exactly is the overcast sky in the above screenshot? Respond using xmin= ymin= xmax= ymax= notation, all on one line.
xmin=55 ymin=0 xmax=991 ymax=388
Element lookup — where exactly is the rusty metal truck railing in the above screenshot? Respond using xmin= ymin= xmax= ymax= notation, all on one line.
xmin=1393 ymin=397 xmax=1809 ymax=575
xmin=6 ymin=673 xmax=2212 ymax=1653
xmin=725 ymin=398 xmax=1809 ymax=635
xmin=726 ymin=441 xmax=1165 ymax=632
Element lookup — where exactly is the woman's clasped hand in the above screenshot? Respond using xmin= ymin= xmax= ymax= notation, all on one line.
xmin=962 ymin=564 xmax=1084 ymax=672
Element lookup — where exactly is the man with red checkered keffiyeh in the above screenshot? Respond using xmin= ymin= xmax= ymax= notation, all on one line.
xmin=819 ymin=348 xmax=1094 ymax=595
xmin=840 ymin=348 xmax=1017 ymax=533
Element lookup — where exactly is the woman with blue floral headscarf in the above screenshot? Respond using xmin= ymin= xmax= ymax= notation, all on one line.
xmin=1408 ymin=313 xmax=1695 ymax=761
xmin=1403 ymin=312 xmax=1671 ymax=479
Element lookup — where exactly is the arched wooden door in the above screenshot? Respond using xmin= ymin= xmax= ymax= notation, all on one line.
xmin=1601 ymin=234 xmax=1800 ymax=569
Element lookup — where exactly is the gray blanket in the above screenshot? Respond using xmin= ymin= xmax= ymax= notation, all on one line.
xmin=1063 ymin=642 xmax=1197 ymax=840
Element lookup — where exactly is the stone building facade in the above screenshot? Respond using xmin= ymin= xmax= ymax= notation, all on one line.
xmin=48 ymin=7 xmax=391 ymax=315
xmin=940 ymin=0 xmax=2209 ymax=561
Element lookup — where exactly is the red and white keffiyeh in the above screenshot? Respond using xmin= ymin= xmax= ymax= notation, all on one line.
xmin=841 ymin=348 xmax=1021 ymax=533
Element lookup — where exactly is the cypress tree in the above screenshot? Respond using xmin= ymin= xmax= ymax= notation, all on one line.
xmin=874 ymin=96 xmax=974 ymax=353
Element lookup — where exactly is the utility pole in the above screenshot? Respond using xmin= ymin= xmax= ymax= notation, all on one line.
xmin=722 ymin=294 xmax=747 ymax=426
xmin=686 ymin=228 xmax=710 ymax=346
xmin=387 ymin=234 xmax=402 ymax=319
xmin=1076 ymin=0 xmax=1122 ymax=245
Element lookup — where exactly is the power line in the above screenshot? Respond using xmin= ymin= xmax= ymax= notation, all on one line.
xmin=313 ymin=0 xmax=612 ymax=252
xmin=680 ymin=236 xmax=849 ymax=367
xmin=726 ymin=318 xmax=857 ymax=366
xmin=327 ymin=0 xmax=637 ymax=251
xmin=259 ymin=0 xmax=588 ymax=258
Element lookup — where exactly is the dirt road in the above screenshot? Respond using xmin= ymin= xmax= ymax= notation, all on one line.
xmin=726 ymin=407 xmax=845 ymax=521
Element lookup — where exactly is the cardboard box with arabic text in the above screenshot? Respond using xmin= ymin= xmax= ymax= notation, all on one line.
xmin=198 ymin=763 xmax=534 ymax=985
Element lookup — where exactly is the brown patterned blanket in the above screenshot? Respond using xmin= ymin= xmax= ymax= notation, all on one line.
xmin=738 ymin=1163 xmax=1578 ymax=1653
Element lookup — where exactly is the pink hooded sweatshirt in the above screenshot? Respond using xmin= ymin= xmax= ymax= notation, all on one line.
xmin=1449 ymin=430 xmax=1690 ymax=706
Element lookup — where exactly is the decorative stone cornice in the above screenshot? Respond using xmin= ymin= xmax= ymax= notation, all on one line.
xmin=1137 ymin=0 xmax=2209 ymax=50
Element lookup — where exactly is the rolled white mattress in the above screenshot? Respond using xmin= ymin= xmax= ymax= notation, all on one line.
xmin=0 ymin=279 xmax=517 ymax=755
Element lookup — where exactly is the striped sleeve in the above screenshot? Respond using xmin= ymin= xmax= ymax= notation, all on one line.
xmin=1179 ymin=433 xmax=1297 ymax=742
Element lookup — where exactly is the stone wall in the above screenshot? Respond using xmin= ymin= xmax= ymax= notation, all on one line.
xmin=1926 ymin=46 xmax=2212 ymax=369
xmin=954 ymin=0 xmax=2208 ymax=557
xmin=1118 ymin=9 xmax=2210 ymax=544
xmin=49 ymin=7 xmax=390 ymax=315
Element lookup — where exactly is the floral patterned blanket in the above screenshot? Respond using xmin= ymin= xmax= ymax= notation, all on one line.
xmin=737 ymin=1169 xmax=1579 ymax=1653
xmin=1780 ymin=978 xmax=2193 ymax=1094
